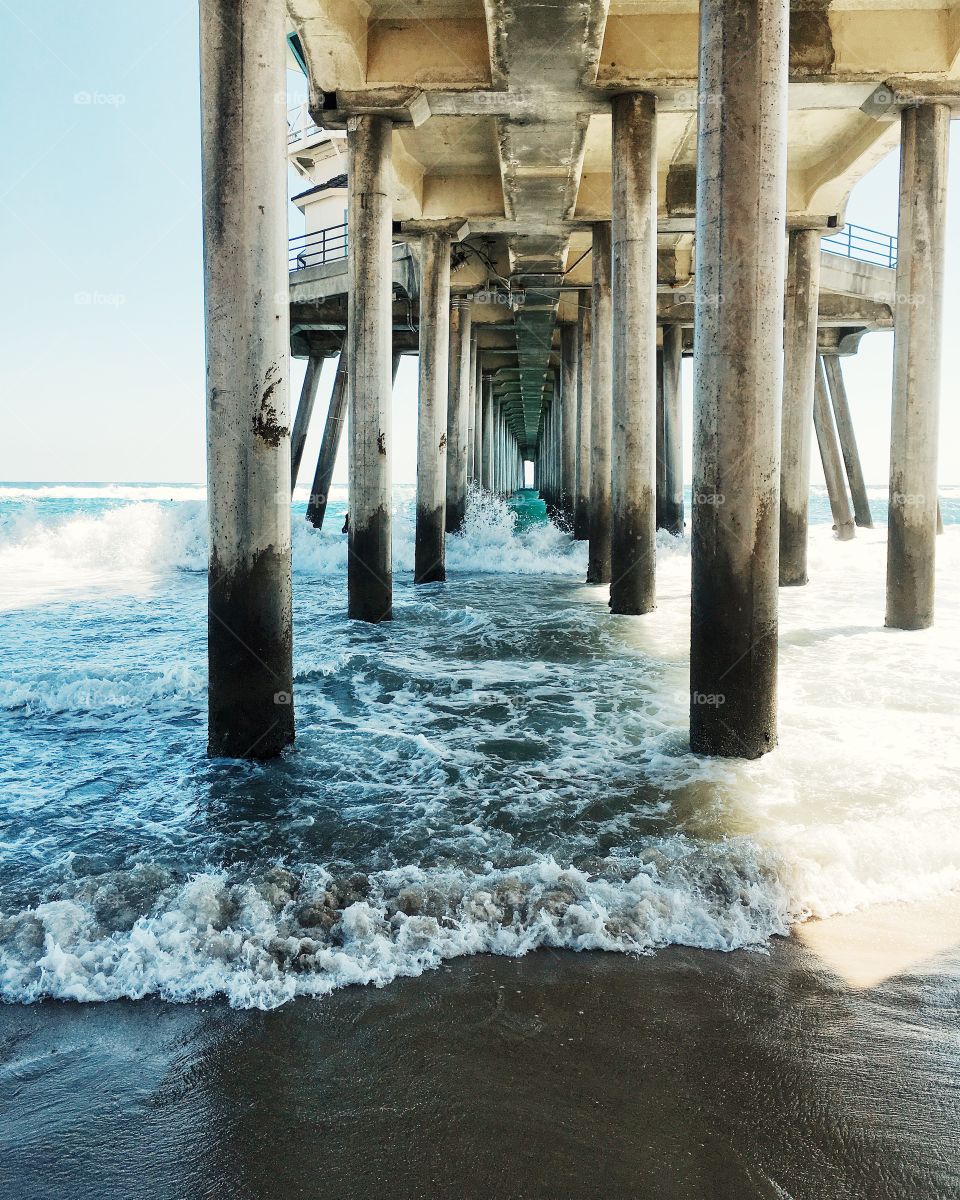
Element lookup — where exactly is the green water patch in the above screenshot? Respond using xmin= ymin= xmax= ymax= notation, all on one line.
xmin=507 ymin=488 xmax=548 ymax=532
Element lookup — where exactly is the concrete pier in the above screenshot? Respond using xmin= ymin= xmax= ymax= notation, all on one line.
xmin=306 ymin=353 xmax=347 ymax=530
xmin=481 ymin=375 xmax=494 ymax=491
xmin=610 ymin=93 xmax=657 ymax=615
xmin=587 ymin=222 xmax=613 ymax=586
xmin=560 ymin=323 xmax=578 ymax=522
xmin=414 ymin=231 xmax=451 ymax=584
xmin=346 ymin=114 xmax=393 ymax=623
xmin=656 ymin=324 xmax=684 ymax=536
xmin=887 ymin=103 xmax=949 ymax=630
xmin=813 ymin=355 xmax=856 ymax=541
xmin=473 ymin=341 xmax=483 ymax=486
xmin=779 ymin=228 xmax=823 ymax=585
xmin=822 ymin=354 xmax=873 ymax=529
xmin=690 ymin=0 xmax=787 ymax=759
xmin=200 ymin=0 xmax=294 ymax=759
xmin=290 ymin=355 xmax=324 ymax=491
xmin=467 ymin=332 xmax=479 ymax=485
xmin=574 ymin=292 xmax=592 ymax=541
xmin=446 ymin=301 xmax=472 ymax=532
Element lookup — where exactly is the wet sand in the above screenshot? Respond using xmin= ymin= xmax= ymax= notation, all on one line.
xmin=2 ymin=899 xmax=958 ymax=1200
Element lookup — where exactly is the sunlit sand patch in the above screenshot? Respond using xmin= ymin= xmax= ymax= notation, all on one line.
xmin=795 ymin=892 xmax=960 ymax=989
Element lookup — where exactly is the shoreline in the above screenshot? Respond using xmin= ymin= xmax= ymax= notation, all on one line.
xmin=2 ymin=894 xmax=958 ymax=1200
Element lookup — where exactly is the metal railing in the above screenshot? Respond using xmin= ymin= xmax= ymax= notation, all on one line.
xmin=287 ymin=102 xmax=323 ymax=145
xmin=822 ymin=222 xmax=897 ymax=269
xmin=289 ymin=223 xmax=348 ymax=271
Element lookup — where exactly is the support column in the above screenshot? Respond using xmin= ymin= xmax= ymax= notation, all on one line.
xmin=415 ymin=232 xmax=451 ymax=584
xmin=466 ymin=332 xmax=478 ymax=484
xmin=587 ymin=221 xmax=613 ymax=585
xmin=200 ymin=0 xmax=293 ymax=758
xmin=482 ymin=377 xmax=494 ymax=490
xmin=779 ymin=228 xmax=823 ymax=585
xmin=690 ymin=0 xmax=787 ymax=759
xmin=887 ymin=103 xmax=949 ymax=629
xmin=306 ymin=352 xmax=347 ymax=530
xmin=290 ymin=355 xmax=324 ymax=491
xmin=346 ymin=115 xmax=393 ymax=622
xmin=560 ymin=323 xmax=578 ymax=522
xmin=610 ymin=92 xmax=658 ymax=614
xmin=813 ymin=356 xmax=855 ymax=541
xmin=473 ymin=342 xmax=483 ymax=485
xmin=446 ymin=301 xmax=472 ymax=531
xmin=822 ymin=353 xmax=872 ymax=529
xmin=657 ymin=324 xmax=684 ymax=535
xmin=574 ymin=291 xmax=592 ymax=540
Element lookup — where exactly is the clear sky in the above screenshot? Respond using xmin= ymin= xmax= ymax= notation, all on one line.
xmin=0 ymin=0 xmax=957 ymax=486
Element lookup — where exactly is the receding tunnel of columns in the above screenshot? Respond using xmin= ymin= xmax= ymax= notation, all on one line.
xmin=198 ymin=0 xmax=956 ymax=759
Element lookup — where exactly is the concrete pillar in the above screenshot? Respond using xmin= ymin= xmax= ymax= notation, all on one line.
xmin=779 ymin=228 xmax=823 ymax=585
xmin=482 ymin=377 xmax=495 ymax=490
xmin=290 ymin=355 xmax=324 ymax=491
xmin=415 ymin=232 xmax=451 ymax=584
xmin=657 ymin=324 xmax=684 ymax=535
xmin=473 ymin=343 xmax=483 ymax=485
xmin=200 ymin=0 xmax=293 ymax=759
xmin=690 ymin=0 xmax=787 ymax=759
xmin=822 ymin=353 xmax=873 ymax=529
xmin=346 ymin=115 xmax=393 ymax=623
xmin=446 ymin=301 xmax=472 ymax=531
xmin=610 ymin=92 xmax=658 ymax=615
xmin=587 ymin=221 xmax=613 ymax=585
xmin=306 ymin=352 xmax=347 ymax=530
xmin=574 ymin=291 xmax=592 ymax=540
xmin=887 ymin=103 xmax=949 ymax=630
xmin=813 ymin=355 xmax=855 ymax=542
xmin=560 ymin=323 xmax=578 ymax=521
xmin=466 ymin=331 xmax=479 ymax=484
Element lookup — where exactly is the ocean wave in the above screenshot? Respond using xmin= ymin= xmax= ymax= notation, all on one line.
xmin=0 ymin=487 xmax=590 ymax=583
xmin=4 ymin=817 xmax=957 ymax=1008
xmin=0 ymin=845 xmax=795 ymax=1007
xmin=0 ymin=664 xmax=204 ymax=715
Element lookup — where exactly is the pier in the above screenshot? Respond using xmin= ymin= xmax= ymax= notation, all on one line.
xmin=198 ymin=0 xmax=954 ymax=760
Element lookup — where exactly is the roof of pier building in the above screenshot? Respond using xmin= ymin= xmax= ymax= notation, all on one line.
xmin=286 ymin=0 xmax=960 ymax=452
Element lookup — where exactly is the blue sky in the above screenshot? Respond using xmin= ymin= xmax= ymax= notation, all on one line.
xmin=0 ymin=0 xmax=957 ymax=485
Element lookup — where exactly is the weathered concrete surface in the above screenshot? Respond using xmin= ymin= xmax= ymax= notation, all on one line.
xmin=560 ymin=323 xmax=579 ymax=522
xmin=610 ymin=92 xmax=657 ymax=616
xmin=446 ymin=301 xmax=472 ymax=533
xmin=690 ymin=0 xmax=787 ymax=760
xmin=306 ymin=352 xmax=347 ymax=530
xmin=415 ymin=232 xmax=451 ymax=584
xmin=887 ymin=103 xmax=949 ymax=631
xmin=290 ymin=355 xmax=325 ymax=492
xmin=657 ymin=324 xmax=684 ymax=536
xmin=813 ymin=355 xmax=856 ymax=542
xmin=779 ymin=228 xmax=822 ymax=586
xmin=482 ymin=375 xmax=495 ymax=491
xmin=574 ymin=291 xmax=592 ymax=540
xmin=822 ymin=352 xmax=873 ymax=529
xmin=587 ymin=223 xmax=613 ymax=586
xmin=200 ymin=0 xmax=293 ymax=759
xmin=347 ymin=114 xmax=393 ymax=623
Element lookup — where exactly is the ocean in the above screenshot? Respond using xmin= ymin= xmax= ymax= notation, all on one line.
xmin=1 ymin=482 xmax=958 ymax=1009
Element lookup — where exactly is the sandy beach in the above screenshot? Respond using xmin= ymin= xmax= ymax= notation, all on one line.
xmin=2 ymin=895 xmax=958 ymax=1200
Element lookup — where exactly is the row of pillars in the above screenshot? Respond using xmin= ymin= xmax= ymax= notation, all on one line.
xmin=516 ymin=5 xmax=947 ymax=761
xmin=199 ymin=0 xmax=947 ymax=762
